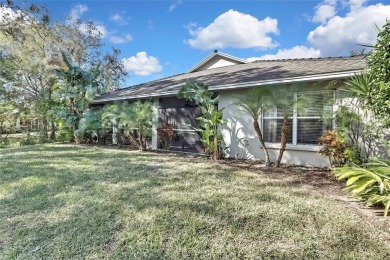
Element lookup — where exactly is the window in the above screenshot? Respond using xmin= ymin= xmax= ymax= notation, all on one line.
xmin=296 ymin=91 xmax=333 ymax=144
xmin=263 ymin=90 xmax=333 ymax=145
xmin=263 ymin=105 xmax=293 ymax=143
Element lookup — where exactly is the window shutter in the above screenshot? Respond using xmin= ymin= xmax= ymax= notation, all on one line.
xmin=297 ymin=119 xmax=331 ymax=144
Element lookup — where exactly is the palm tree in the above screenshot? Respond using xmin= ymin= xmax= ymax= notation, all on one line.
xmin=346 ymin=73 xmax=374 ymax=106
xmin=55 ymin=52 xmax=105 ymax=142
xmin=102 ymin=100 xmax=153 ymax=150
xmin=119 ymin=100 xmax=153 ymax=151
xmin=266 ymin=89 xmax=295 ymax=167
xmin=236 ymin=88 xmax=272 ymax=166
xmin=101 ymin=101 xmax=126 ymax=145
xmin=76 ymin=108 xmax=103 ymax=143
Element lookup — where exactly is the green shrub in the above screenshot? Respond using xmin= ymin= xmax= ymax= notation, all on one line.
xmin=335 ymin=159 xmax=390 ymax=216
xmin=332 ymin=105 xmax=380 ymax=165
xmin=20 ymin=136 xmax=37 ymax=146
xmin=343 ymin=147 xmax=362 ymax=165
xmin=0 ymin=138 xmax=11 ymax=148
xmin=57 ymin=128 xmax=73 ymax=143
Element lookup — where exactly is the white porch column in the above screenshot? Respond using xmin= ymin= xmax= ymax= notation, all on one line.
xmin=15 ymin=117 xmax=21 ymax=131
xmin=151 ymin=97 xmax=159 ymax=149
xmin=112 ymin=119 xmax=118 ymax=145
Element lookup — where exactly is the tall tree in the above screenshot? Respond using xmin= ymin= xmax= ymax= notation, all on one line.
xmin=347 ymin=21 xmax=390 ymax=127
xmin=54 ymin=53 xmax=105 ymax=142
xmin=0 ymin=1 xmax=127 ymax=142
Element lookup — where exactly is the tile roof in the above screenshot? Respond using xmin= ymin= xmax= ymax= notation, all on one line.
xmin=91 ymin=56 xmax=366 ymax=104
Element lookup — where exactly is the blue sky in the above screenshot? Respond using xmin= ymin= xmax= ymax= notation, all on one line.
xmin=26 ymin=0 xmax=390 ymax=86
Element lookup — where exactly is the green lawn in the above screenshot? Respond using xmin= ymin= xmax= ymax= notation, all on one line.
xmin=1 ymin=145 xmax=390 ymax=259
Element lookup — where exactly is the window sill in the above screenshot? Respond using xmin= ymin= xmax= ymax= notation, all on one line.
xmin=264 ymin=143 xmax=322 ymax=152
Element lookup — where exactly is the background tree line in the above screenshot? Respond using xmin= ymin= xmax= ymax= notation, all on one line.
xmin=0 ymin=0 xmax=127 ymax=144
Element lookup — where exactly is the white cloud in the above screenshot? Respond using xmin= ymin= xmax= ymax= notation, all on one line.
xmin=95 ymin=25 xmax=108 ymax=38
xmin=312 ymin=3 xmax=337 ymax=23
xmin=69 ymin=4 xmax=88 ymax=20
xmin=110 ymin=13 xmax=123 ymax=22
xmin=169 ymin=0 xmax=183 ymax=12
xmin=187 ymin=10 xmax=279 ymax=50
xmin=0 ymin=6 xmax=22 ymax=25
xmin=109 ymin=34 xmax=132 ymax=44
xmin=347 ymin=0 xmax=367 ymax=10
xmin=122 ymin=52 xmax=163 ymax=76
xmin=67 ymin=4 xmax=108 ymax=39
xmin=78 ymin=23 xmax=108 ymax=38
xmin=308 ymin=3 xmax=390 ymax=56
xmin=109 ymin=12 xmax=128 ymax=25
xmin=247 ymin=46 xmax=321 ymax=61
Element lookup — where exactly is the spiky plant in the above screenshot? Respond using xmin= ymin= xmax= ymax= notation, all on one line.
xmin=335 ymin=159 xmax=390 ymax=216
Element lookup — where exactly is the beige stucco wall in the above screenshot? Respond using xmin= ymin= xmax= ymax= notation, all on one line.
xmin=218 ymin=86 xmax=332 ymax=167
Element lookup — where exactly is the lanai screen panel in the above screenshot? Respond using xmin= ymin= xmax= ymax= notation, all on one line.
xmin=159 ymin=97 xmax=203 ymax=153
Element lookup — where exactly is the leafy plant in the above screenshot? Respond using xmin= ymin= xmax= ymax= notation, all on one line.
xmin=20 ymin=136 xmax=37 ymax=146
xmin=196 ymin=107 xmax=226 ymax=159
xmin=101 ymin=101 xmax=126 ymax=145
xmin=333 ymin=103 xmax=382 ymax=165
xmin=0 ymin=137 xmax=11 ymax=148
xmin=158 ymin=123 xmax=175 ymax=150
xmin=318 ymin=131 xmax=346 ymax=166
xmin=55 ymin=53 xmax=105 ymax=142
xmin=57 ymin=127 xmax=73 ymax=143
xmin=102 ymin=100 xmax=153 ymax=150
xmin=335 ymin=159 xmax=390 ymax=216
xmin=344 ymin=21 xmax=390 ymax=128
xmin=76 ymin=109 xmax=106 ymax=144
xmin=346 ymin=73 xmax=375 ymax=102
xmin=364 ymin=20 xmax=390 ymax=127
xmin=178 ymin=81 xmax=226 ymax=160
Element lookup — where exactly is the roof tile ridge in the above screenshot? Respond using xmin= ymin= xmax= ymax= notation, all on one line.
xmin=250 ymin=55 xmax=365 ymax=63
xmin=116 ymin=72 xmax=187 ymax=91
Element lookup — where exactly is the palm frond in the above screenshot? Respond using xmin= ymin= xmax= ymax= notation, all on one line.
xmin=346 ymin=73 xmax=374 ymax=98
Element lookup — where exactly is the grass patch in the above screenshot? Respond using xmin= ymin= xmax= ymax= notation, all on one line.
xmin=1 ymin=144 xmax=389 ymax=259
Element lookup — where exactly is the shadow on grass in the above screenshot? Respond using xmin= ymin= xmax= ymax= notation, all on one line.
xmin=1 ymin=144 xmax=390 ymax=259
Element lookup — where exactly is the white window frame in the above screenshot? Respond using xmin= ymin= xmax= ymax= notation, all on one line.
xmin=261 ymin=89 xmax=335 ymax=146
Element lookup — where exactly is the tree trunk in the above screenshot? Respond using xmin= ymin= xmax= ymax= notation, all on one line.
xmin=40 ymin=117 xmax=48 ymax=142
xmin=70 ymin=97 xmax=79 ymax=143
xmin=50 ymin=121 xmax=56 ymax=141
xmin=139 ymin=134 xmax=146 ymax=151
xmin=73 ymin=118 xmax=81 ymax=144
xmin=0 ymin=122 xmax=3 ymax=140
xmin=128 ymin=131 xmax=140 ymax=149
xmin=253 ymin=119 xmax=271 ymax=166
xmin=276 ymin=116 xmax=289 ymax=167
xmin=213 ymin=125 xmax=219 ymax=160
xmin=102 ymin=129 xmax=107 ymax=145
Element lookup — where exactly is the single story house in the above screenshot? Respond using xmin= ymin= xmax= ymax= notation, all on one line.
xmin=91 ymin=50 xmax=366 ymax=167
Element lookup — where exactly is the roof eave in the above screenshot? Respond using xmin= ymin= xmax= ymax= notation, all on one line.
xmin=90 ymin=70 xmax=362 ymax=104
